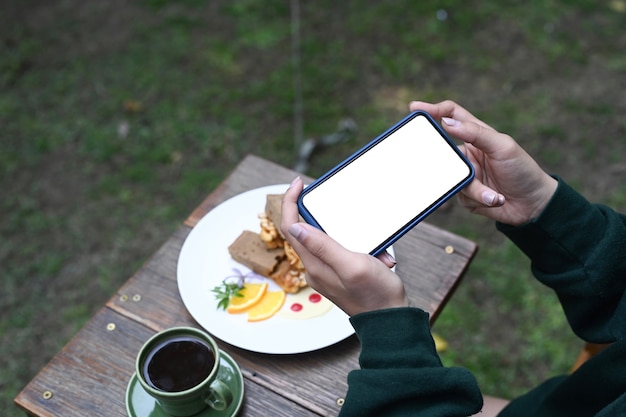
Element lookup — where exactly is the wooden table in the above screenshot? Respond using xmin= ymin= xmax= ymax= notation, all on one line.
xmin=15 ymin=154 xmax=478 ymax=417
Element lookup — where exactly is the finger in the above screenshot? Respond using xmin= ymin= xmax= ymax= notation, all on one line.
xmin=281 ymin=177 xmax=348 ymax=266
xmin=288 ymin=222 xmax=348 ymax=264
xmin=440 ymin=117 xmax=512 ymax=157
xmin=409 ymin=100 xmax=468 ymax=120
xmin=281 ymin=177 xmax=304 ymax=237
xmin=460 ymin=180 xmax=505 ymax=208
xmin=287 ymin=222 xmax=364 ymax=278
xmin=376 ymin=250 xmax=397 ymax=268
xmin=281 ymin=177 xmax=316 ymax=262
xmin=409 ymin=100 xmax=491 ymax=129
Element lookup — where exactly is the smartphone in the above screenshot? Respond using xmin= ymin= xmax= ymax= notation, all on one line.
xmin=297 ymin=111 xmax=474 ymax=256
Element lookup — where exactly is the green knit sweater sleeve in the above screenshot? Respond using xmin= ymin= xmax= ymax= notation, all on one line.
xmin=496 ymin=178 xmax=626 ymax=343
xmin=496 ymin=178 xmax=626 ymax=416
xmin=339 ymin=308 xmax=483 ymax=417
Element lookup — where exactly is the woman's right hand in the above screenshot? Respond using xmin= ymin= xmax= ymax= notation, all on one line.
xmin=410 ymin=100 xmax=558 ymax=226
xmin=280 ymin=177 xmax=411 ymax=317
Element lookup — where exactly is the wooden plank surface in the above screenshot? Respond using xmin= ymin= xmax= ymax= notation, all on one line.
xmin=14 ymin=307 xmax=321 ymax=417
xmin=185 ymin=155 xmax=313 ymax=228
xmin=15 ymin=154 xmax=477 ymax=417
xmin=15 ymin=308 xmax=142 ymax=417
xmin=395 ymin=221 xmax=477 ymax=321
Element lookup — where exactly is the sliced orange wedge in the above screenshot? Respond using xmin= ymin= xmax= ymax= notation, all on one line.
xmin=247 ymin=290 xmax=286 ymax=322
xmin=226 ymin=282 xmax=268 ymax=314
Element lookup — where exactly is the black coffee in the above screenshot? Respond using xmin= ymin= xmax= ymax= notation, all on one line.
xmin=142 ymin=335 xmax=215 ymax=392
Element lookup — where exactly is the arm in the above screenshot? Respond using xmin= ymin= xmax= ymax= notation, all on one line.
xmin=497 ymin=178 xmax=626 ymax=343
xmin=341 ymin=308 xmax=482 ymax=417
xmin=409 ymin=100 xmax=626 ymax=343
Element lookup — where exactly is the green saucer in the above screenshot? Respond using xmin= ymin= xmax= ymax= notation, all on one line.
xmin=126 ymin=350 xmax=244 ymax=417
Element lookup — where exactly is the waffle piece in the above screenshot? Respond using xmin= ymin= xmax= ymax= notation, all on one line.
xmin=259 ymin=212 xmax=284 ymax=249
xmin=270 ymin=259 xmax=307 ymax=294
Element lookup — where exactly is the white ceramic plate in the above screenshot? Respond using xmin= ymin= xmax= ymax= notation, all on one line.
xmin=177 ymin=184 xmax=355 ymax=354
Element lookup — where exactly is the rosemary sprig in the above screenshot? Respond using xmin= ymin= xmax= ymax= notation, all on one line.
xmin=211 ymin=282 xmax=243 ymax=311
xmin=212 ymin=268 xmax=264 ymax=311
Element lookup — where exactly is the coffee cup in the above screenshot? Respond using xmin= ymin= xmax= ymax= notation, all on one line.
xmin=135 ymin=326 xmax=233 ymax=416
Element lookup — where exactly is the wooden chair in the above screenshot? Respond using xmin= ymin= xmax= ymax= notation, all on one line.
xmin=471 ymin=395 xmax=510 ymax=417
xmin=470 ymin=342 xmax=611 ymax=417
xmin=569 ymin=342 xmax=611 ymax=373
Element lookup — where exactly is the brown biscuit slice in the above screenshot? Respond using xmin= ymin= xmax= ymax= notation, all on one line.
xmin=265 ymin=193 xmax=304 ymax=238
xmin=228 ymin=230 xmax=285 ymax=277
xmin=265 ymin=194 xmax=285 ymax=238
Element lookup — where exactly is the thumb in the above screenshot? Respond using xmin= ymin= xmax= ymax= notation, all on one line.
xmin=460 ymin=179 xmax=505 ymax=208
xmin=288 ymin=222 xmax=358 ymax=271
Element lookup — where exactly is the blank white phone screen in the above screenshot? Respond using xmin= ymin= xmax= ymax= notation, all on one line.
xmin=300 ymin=114 xmax=472 ymax=254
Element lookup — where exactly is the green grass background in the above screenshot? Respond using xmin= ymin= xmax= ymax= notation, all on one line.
xmin=2 ymin=0 xmax=626 ymax=414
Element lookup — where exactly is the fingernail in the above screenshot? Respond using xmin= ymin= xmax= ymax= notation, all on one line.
xmin=482 ymin=191 xmax=498 ymax=206
xmin=442 ymin=117 xmax=460 ymax=127
xmin=288 ymin=223 xmax=307 ymax=241
xmin=482 ymin=191 xmax=504 ymax=206
xmin=382 ymin=252 xmax=397 ymax=266
xmin=289 ymin=176 xmax=301 ymax=189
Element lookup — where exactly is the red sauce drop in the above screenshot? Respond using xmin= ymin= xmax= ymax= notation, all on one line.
xmin=309 ymin=293 xmax=322 ymax=303
xmin=291 ymin=303 xmax=303 ymax=312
